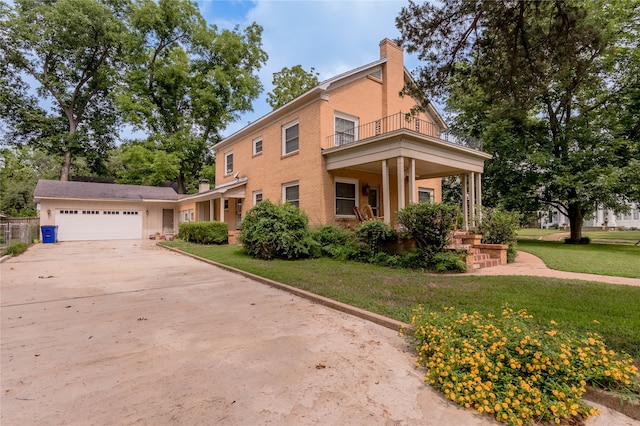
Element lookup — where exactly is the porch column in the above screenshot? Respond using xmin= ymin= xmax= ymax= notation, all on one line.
xmin=470 ymin=172 xmax=476 ymax=229
xmin=397 ymin=156 xmax=405 ymax=211
xmin=210 ymin=200 xmax=215 ymax=222
xmin=408 ymin=158 xmax=416 ymax=204
xmin=219 ymin=198 xmax=226 ymax=223
xmin=476 ymin=173 xmax=482 ymax=224
xmin=382 ymin=160 xmax=391 ymax=224
xmin=461 ymin=174 xmax=469 ymax=231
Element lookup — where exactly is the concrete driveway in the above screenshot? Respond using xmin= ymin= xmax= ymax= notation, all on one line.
xmin=0 ymin=241 xmax=635 ymax=425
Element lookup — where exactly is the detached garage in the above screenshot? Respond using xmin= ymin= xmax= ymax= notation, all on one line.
xmin=34 ymin=180 xmax=180 ymax=241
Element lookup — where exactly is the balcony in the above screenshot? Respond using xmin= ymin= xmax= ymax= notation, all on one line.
xmin=326 ymin=112 xmax=482 ymax=151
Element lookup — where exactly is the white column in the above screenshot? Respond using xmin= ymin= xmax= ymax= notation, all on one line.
xmin=219 ymin=198 xmax=225 ymax=223
xmin=476 ymin=173 xmax=482 ymax=224
xmin=461 ymin=174 xmax=468 ymax=231
xmin=382 ymin=160 xmax=390 ymax=224
xmin=210 ymin=199 xmax=214 ymax=222
xmin=470 ymin=172 xmax=476 ymax=229
xmin=397 ymin=157 xmax=405 ymax=212
xmin=408 ymin=158 xmax=416 ymax=204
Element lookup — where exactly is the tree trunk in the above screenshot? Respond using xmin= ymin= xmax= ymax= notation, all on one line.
xmin=60 ymin=150 xmax=72 ymax=181
xmin=567 ymin=203 xmax=584 ymax=243
xmin=176 ymin=173 xmax=186 ymax=194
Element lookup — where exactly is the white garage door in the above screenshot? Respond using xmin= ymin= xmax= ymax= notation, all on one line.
xmin=55 ymin=209 xmax=142 ymax=241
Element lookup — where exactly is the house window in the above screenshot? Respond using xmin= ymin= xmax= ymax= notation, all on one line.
xmin=634 ymin=208 xmax=639 ymax=220
xmin=334 ymin=113 xmax=358 ymax=146
xmin=418 ymin=187 xmax=434 ymax=203
xmin=253 ymin=137 xmax=263 ymax=155
xmin=224 ymin=151 xmax=233 ymax=175
xmin=282 ymin=181 xmax=299 ymax=207
xmin=224 ymin=199 xmax=229 ymax=210
xmin=335 ymin=178 xmax=358 ymax=216
xmin=253 ymin=190 xmax=263 ymax=206
xmin=282 ymin=121 xmax=299 ymax=155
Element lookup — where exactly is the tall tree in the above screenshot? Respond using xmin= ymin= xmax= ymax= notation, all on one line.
xmin=397 ymin=0 xmax=640 ymax=242
xmin=117 ymin=0 xmax=267 ymax=194
xmin=0 ymin=0 xmax=128 ymax=181
xmin=266 ymin=65 xmax=319 ymax=109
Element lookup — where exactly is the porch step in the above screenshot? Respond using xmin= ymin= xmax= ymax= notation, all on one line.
xmin=473 ymin=257 xmax=500 ymax=269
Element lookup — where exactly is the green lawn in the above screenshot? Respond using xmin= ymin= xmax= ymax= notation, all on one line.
xmin=516 ymin=228 xmax=567 ymax=237
xmin=163 ymin=241 xmax=640 ymax=359
xmin=516 ymin=240 xmax=640 ymax=278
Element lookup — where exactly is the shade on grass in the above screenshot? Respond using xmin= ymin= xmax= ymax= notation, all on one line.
xmin=516 ymin=240 xmax=640 ymax=278
xmin=163 ymin=241 xmax=640 ymax=359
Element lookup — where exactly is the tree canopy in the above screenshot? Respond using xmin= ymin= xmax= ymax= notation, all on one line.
xmin=266 ymin=65 xmax=319 ymax=110
xmin=0 ymin=0 xmax=128 ymax=181
xmin=117 ymin=0 xmax=267 ymax=193
xmin=397 ymin=0 xmax=640 ymax=241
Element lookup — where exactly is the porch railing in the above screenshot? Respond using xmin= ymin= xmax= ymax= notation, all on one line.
xmin=326 ymin=112 xmax=483 ymax=151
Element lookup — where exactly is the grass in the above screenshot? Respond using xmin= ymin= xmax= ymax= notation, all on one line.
xmin=163 ymin=241 xmax=640 ymax=360
xmin=517 ymin=228 xmax=640 ymax=244
xmin=516 ymin=240 xmax=640 ymax=278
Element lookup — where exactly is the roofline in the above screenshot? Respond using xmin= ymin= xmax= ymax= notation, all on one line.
xmin=214 ymin=58 xmax=389 ymax=152
xmin=177 ymin=177 xmax=248 ymax=203
xmin=33 ymin=196 xmax=178 ymax=203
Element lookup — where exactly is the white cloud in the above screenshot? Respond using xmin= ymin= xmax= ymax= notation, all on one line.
xmin=197 ymin=0 xmax=422 ymax=136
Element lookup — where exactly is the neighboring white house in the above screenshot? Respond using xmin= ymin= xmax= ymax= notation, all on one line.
xmin=541 ymin=203 xmax=640 ymax=229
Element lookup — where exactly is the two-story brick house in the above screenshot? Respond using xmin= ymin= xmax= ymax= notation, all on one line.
xmin=197 ymin=38 xmax=490 ymax=231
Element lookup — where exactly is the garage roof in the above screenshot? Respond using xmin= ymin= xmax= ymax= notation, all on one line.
xmin=34 ymin=179 xmax=181 ymax=201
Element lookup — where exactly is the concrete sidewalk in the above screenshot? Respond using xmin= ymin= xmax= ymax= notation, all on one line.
xmin=468 ymin=250 xmax=640 ymax=287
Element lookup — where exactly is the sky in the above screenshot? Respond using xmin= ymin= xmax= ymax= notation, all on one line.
xmin=196 ymin=0 xmax=423 ymax=137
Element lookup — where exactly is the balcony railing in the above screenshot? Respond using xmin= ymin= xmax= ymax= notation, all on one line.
xmin=326 ymin=112 xmax=483 ymax=151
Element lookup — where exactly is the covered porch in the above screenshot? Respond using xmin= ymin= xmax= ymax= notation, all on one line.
xmin=322 ymin=114 xmax=492 ymax=230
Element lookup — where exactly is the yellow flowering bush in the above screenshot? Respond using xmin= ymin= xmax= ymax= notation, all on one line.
xmin=408 ymin=305 xmax=638 ymax=425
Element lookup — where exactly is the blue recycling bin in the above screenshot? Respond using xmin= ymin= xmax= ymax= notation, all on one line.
xmin=41 ymin=225 xmax=58 ymax=244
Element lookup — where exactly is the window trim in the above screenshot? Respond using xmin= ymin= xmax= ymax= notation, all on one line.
xmin=334 ymin=111 xmax=359 ymax=146
xmin=418 ymin=187 xmax=434 ymax=203
xmin=252 ymin=137 xmax=263 ymax=156
xmin=334 ymin=177 xmax=359 ymax=218
xmin=282 ymin=120 xmax=299 ymax=156
xmin=253 ymin=190 xmax=263 ymax=206
xmin=282 ymin=181 xmax=300 ymax=207
xmin=224 ymin=151 xmax=234 ymax=176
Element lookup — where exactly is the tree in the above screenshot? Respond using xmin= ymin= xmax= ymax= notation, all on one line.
xmin=117 ymin=0 xmax=267 ymax=194
xmin=397 ymin=0 xmax=640 ymax=242
xmin=0 ymin=0 xmax=128 ymax=181
xmin=0 ymin=145 xmax=60 ymax=215
xmin=266 ymin=65 xmax=319 ymax=110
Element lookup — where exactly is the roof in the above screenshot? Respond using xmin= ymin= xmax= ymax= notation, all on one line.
xmin=33 ymin=180 xmax=181 ymax=202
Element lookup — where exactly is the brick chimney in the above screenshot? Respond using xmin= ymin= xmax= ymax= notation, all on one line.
xmin=199 ymin=180 xmax=210 ymax=193
xmin=379 ymin=38 xmax=405 ymax=118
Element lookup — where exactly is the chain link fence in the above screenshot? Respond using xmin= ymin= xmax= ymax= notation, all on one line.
xmin=0 ymin=217 xmax=40 ymax=253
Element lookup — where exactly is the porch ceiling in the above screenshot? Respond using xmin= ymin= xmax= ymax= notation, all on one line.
xmin=322 ymin=129 xmax=491 ymax=179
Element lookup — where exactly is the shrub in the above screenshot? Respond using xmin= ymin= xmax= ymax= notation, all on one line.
xmin=311 ymin=225 xmax=353 ymax=257
xmin=239 ymin=200 xmax=320 ymax=260
xmin=3 ymin=242 xmax=28 ymax=256
xmin=178 ymin=221 xmax=228 ymax=244
xmin=477 ymin=207 xmax=522 ymax=263
xmin=407 ymin=305 xmax=638 ymax=425
xmin=354 ymin=220 xmax=397 ymax=253
xmin=477 ymin=207 xmax=521 ymax=245
xmin=430 ymin=251 xmax=467 ymax=273
xmin=396 ymin=202 xmax=459 ymax=260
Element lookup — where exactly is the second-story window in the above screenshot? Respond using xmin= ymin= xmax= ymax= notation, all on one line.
xmin=225 ymin=151 xmax=233 ymax=175
xmin=283 ymin=121 xmax=299 ymax=155
xmin=253 ymin=137 xmax=262 ymax=155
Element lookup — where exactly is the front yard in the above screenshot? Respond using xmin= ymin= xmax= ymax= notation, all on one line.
xmin=163 ymin=241 xmax=640 ymax=360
